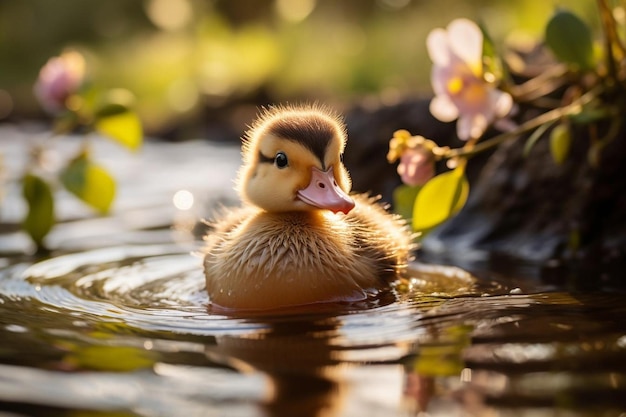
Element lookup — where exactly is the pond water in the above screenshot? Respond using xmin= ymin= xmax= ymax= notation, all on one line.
xmin=1 ymin=127 xmax=626 ymax=417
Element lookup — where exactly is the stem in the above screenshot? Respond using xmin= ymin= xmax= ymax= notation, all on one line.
xmin=509 ymin=64 xmax=569 ymax=101
xmin=454 ymin=136 xmax=479 ymax=171
xmin=444 ymin=85 xmax=603 ymax=159
xmin=598 ymin=0 xmax=625 ymax=80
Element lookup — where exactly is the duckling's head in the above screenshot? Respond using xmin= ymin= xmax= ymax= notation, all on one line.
xmin=237 ymin=105 xmax=355 ymax=214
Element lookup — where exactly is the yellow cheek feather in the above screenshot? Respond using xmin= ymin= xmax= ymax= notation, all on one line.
xmin=239 ymin=135 xmax=322 ymax=212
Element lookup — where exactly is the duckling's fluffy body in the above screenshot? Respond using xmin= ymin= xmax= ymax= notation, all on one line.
xmin=204 ymin=105 xmax=412 ymax=311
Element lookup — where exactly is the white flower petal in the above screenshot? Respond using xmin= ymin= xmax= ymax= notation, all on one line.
xmin=457 ymin=113 xmax=487 ymax=140
xmin=456 ymin=115 xmax=472 ymax=140
xmin=430 ymin=66 xmax=452 ymax=96
xmin=470 ymin=113 xmax=488 ymax=138
xmin=447 ymin=19 xmax=483 ymax=72
xmin=430 ymin=95 xmax=459 ymax=122
xmin=426 ymin=28 xmax=451 ymax=66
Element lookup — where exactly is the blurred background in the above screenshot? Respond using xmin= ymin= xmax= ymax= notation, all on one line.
xmin=0 ymin=0 xmax=594 ymax=141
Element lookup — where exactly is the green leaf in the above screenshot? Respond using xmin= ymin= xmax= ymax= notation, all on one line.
xmin=95 ymin=110 xmax=143 ymax=151
xmin=61 ymin=154 xmax=116 ymax=214
xmin=392 ymin=184 xmax=421 ymax=221
xmin=568 ymin=105 xmax=613 ymax=124
xmin=523 ymin=121 xmax=554 ymax=157
xmin=22 ymin=174 xmax=55 ymax=246
xmin=545 ymin=10 xmax=595 ymax=70
xmin=549 ymin=123 xmax=572 ymax=165
xmin=479 ymin=22 xmax=504 ymax=82
xmin=412 ymin=168 xmax=469 ymax=232
xmin=95 ymin=102 xmax=130 ymax=118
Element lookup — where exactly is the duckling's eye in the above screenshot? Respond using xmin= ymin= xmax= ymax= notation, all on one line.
xmin=340 ymin=153 xmax=344 ymax=164
xmin=274 ymin=152 xmax=289 ymax=169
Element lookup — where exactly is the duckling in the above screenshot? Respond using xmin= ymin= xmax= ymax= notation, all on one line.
xmin=203 ymin=104 xmax=413 ymax=311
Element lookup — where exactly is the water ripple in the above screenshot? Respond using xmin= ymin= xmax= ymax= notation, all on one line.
xmin=2 ymin=245 xmax=625 ymax=416
xmin=1 ymin=244 xmax=486 ymax=347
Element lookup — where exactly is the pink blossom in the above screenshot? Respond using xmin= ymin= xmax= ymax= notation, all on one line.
xmin=34 ymin=51 xmax=85 ymax=114
xmin=426 ymin=19 xmax=513 ymax=140
xmin=397 ymin=147 xmax=435 ymax=186
xmin=387 ymin=130 xmax=436 ymax=187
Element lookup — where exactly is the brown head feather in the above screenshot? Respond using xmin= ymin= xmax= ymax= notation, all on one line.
xmin=242 ymin=104 xmax=346 ymax=167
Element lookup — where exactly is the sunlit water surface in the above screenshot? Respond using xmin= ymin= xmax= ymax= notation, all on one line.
xmin=1 ymin=244 xmax=626 ymax=417
xmin=1 ymin=129 xmax=626 ymax=417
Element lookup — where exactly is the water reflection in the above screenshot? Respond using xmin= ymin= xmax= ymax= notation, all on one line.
xmin=1 ymin=245 xmax=626 ymax=416
xmin=214 ymin=318 xmax=343 ymax=417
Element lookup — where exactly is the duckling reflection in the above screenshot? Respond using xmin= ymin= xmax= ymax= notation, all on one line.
xmin=211 ymin=316 xmax=346 ymax=417
xmin=203 ymin=104 xmax=413 ymax=311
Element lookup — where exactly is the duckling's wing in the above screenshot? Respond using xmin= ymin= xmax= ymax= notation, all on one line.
xmin=347 ymin=194 xmax=415 ymax=276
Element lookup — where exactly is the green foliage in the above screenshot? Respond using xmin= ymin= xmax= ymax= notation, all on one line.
xmin=12 ymin=49 xmax=145 ymax=248
xmin=412 ymin=168 xmax=469 ymax=233
xmin=392 ymin=184 xmax=421 ymax=222
xmin=568 ymin=105 xmax=614 ymax=125
xmin=389 ymin=3 xmax=626 ymax=248
xmin=523 ymin=122 xmax=555 ymax=157
xmin=61 ymin=153 xmax=116 ymax=214
xmin=22 ymin=174 xmax=55 ymax=247
xmin=95 ymin=109 xmax=143 ymax=152
xmin=480 ymin=22 xmax=504 ymax=83
xmin=549 ymin=122 xmax=572 ymax=165
xmin=545 ymin=10 xmax=595 ymax=70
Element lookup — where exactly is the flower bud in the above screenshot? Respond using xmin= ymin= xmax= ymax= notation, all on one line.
xmin=34 ymin=51 xmax=85 ymax=115
xmin=397 ymin=147 xmax=435 ymax=186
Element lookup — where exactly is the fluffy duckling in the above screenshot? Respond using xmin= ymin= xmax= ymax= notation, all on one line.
xmin=203 ymin=105 xmax=413 ymax=311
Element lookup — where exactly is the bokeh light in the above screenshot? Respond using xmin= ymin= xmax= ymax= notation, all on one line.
xmin=0 ymin=0 xmax=595 ymax=136
xmin=275 ymin=0 xmax=317 ymax=23
xmin=172 ymin=189 xmax=194 ymax=211
xmin=145 ymin=0 xmax=193 ymax=31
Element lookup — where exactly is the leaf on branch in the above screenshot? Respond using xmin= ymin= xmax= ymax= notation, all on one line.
xmin=412 ymin=168 xmax=469 ymax=233
xmin=549 ymin=122 xmax=572 ymax=165
xmin=523 ymin=121 xmax=554 ymax=157
xmin=479 ymin=22 xmax=504 ymax=83
xmin=22 ymin=174 xmax=55 ymax=246
xmin=95 ymin=102 xmax=129 ymax=118
xmin=95 ymin=109 xmax=143 ymax=152
xmin=393 ymin=184 xmax=422 ymax=222
xmin=568 ymin=105 xmax=614 ymax=124
xmin=545 ymin=10 xmax=595 ymax=70
xmin=61 ymin=154 xmax=116 ymax=214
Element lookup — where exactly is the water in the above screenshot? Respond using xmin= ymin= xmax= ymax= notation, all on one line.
xmin=2 ymin=127 xmax=626 ymax=416
xmin=1 ymin=244 xmax=626 ymax=416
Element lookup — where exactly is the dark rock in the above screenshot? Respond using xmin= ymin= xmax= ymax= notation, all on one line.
xmin=342 ymin=97 xmax=626 ymax=287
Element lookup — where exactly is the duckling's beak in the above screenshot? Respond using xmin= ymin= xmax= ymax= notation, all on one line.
xmin=297 ymin=166 xmax=355 ymax=214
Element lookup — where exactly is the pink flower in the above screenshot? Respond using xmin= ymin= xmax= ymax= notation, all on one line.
xmin=34 ymin=51 xmax=85 ymax=114
xmin=426 ymin=19 xmax=513 ymax=140
xmin=387 ymin=130 xmax=436 ymax=186
xmin=397 ymin=147 xmax=435 ymax=186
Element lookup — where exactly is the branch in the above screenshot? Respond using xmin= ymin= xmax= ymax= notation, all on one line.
xmin=444 ymin=85 xmax=603 ymax=159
